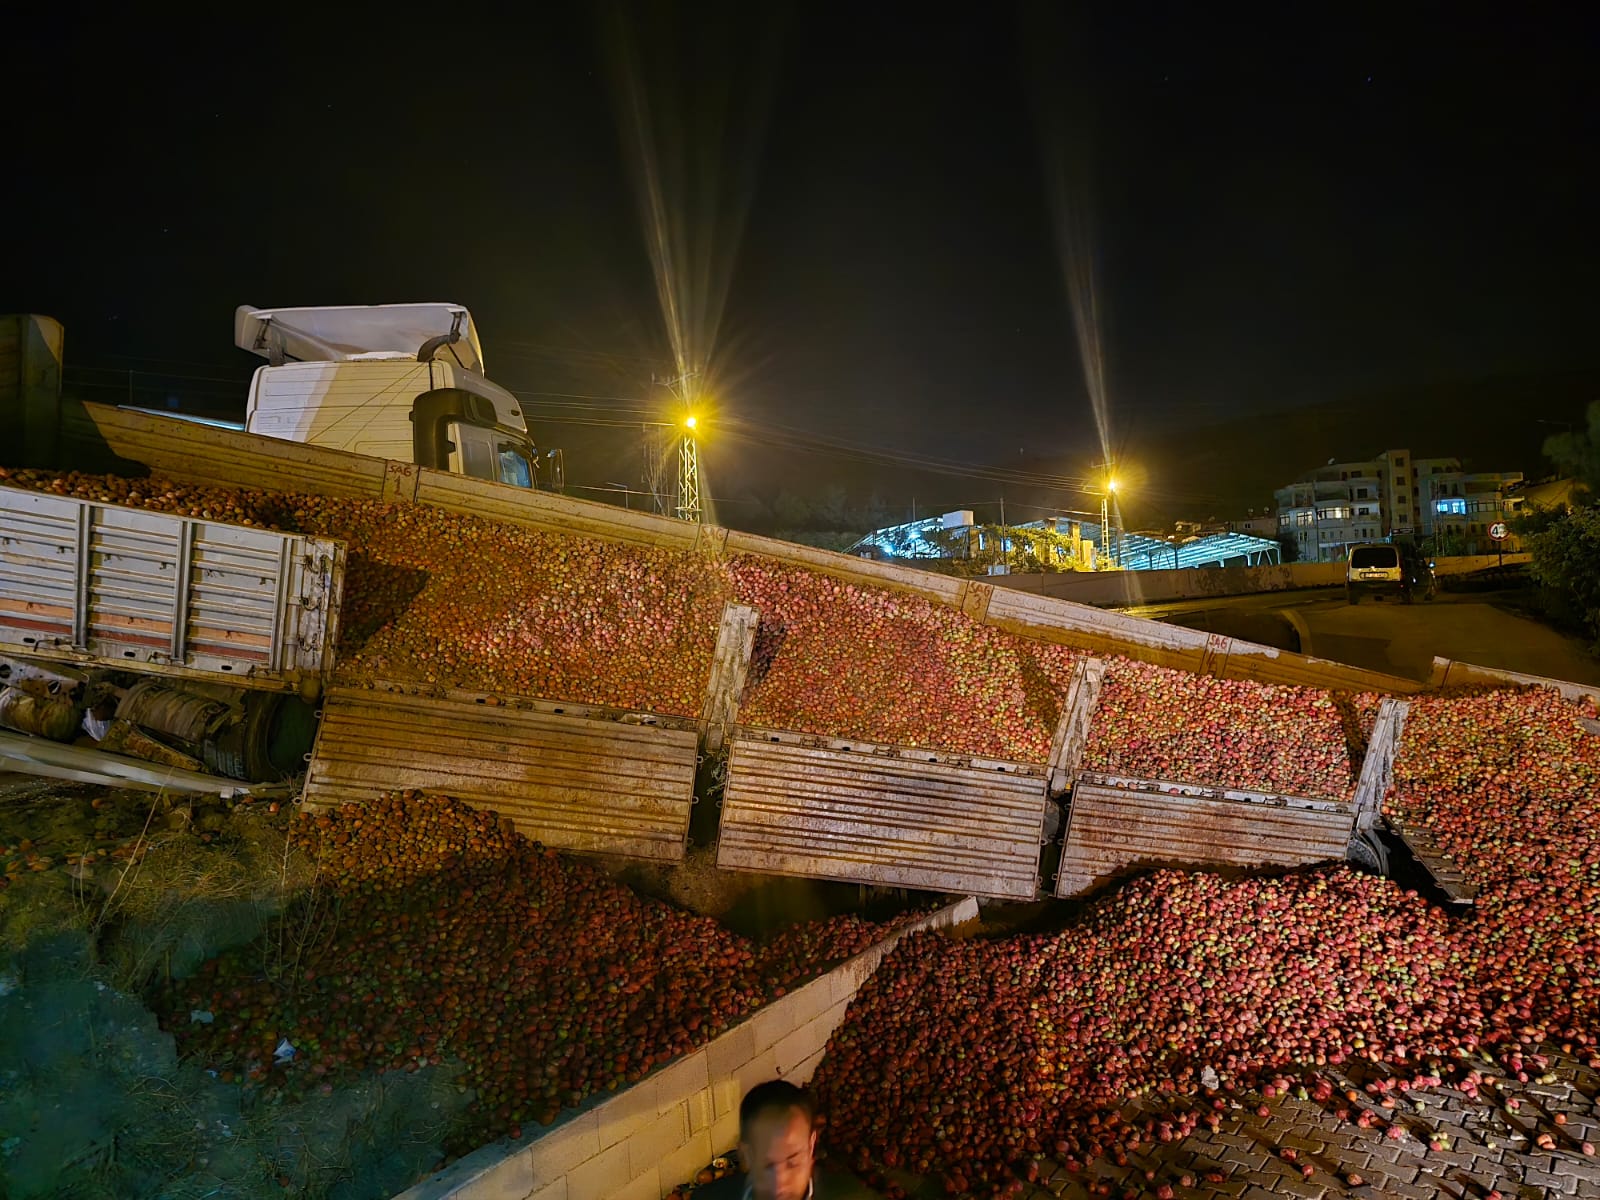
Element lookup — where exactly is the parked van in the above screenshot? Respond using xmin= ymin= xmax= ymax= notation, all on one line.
xmin=1346 ymin=542 xmax=1434 ymax=604
xmin=1347 ymin=543 xmax=1407 ymax=604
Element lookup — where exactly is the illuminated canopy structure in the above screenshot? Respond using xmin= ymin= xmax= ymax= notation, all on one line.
xmin=850 ymin=513 xmax=1281 ymax=571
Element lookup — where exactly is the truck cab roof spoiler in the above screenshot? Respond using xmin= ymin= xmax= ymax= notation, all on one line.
xmin=234 ymin=303 xmax=486 ymax=373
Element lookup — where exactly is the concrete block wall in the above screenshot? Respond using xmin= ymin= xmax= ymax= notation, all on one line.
xmin=992 ymin=553 xmax=1531 ymax=609
xmin=396 ymin=896 xmax=979 ymax=1200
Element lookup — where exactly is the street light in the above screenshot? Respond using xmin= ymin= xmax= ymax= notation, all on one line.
xmin=684 ymin=414 xmax=698 ymax=430
xmin=1100 ymin=477 xmax=1122 ymax=569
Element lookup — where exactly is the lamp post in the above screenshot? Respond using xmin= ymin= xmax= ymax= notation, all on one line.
xmin=1100 ymin=477 xmax=1121 ymax=569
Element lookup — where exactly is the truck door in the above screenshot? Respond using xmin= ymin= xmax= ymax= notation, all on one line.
xmin=412 ymin=389 xmax=537 ymax=488
xmin=448 ymin=423 xmax=534 ymax=488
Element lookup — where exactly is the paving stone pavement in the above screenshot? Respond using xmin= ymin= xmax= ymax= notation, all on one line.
xmin=1017 ymin=1051 xmax=1600 ymax=1200
xmin=671 ymin=1052 xmax=1600 ymax=1199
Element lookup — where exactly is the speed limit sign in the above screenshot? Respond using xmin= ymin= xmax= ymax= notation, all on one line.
xmin=1490 ymin=522 xmax=1509 ymax=540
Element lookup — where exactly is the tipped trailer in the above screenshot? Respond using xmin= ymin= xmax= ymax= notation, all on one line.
xmin=0 ymin=312 xmax=1503 ymax=893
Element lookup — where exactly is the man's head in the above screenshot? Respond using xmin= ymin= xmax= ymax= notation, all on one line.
xmin=738 ymin=1080 xmax=816 ymax=1200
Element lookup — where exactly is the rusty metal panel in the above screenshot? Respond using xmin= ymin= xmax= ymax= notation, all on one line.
xmin=1352 ymin=698 xmax=1409 ymax=829
xmin=721 ymin=529 xmax=968 ymax=608
xmin=1 ymin=314 xmax=66 ymax=470
xmin=1383 ymin=813 xmax=1478 ymax=905
xmin=1214 ymin=636 xmax=1424 ymax=694
xmin=700 ymin=603 xmax=759 ymax=754
xmin=1431 ymin=656 xmax=1600 ymax=706
xmin=981 ymin=582 xmax=1421 ymax=695
xmin=303 ymin=687 xmax=700 ymax=861
xmin=1046 ymin=656 xmax=1105 ymax=795
xmin=58 ymin=402 xmax=389 ymax=497
xmin=717 ymin=731 xmax=1048 ymax=900
xmin=1056 ymin=775 xmax=1355 ymax=898
xmin=413 ymin=469 xmax=701 ymax=551
xmin=0 ymin=485 xmax=344 ymax=692
xmin=959 ymin=580 xmax=994 ymax=623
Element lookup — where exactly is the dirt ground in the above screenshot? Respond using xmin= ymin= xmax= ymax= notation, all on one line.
xmin=0 ymin=775 xmax=927 ymax=1199
xmin=0 ymin=774 xmax=472 ymax=1199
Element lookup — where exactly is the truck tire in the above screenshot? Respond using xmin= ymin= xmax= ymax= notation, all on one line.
xmin=1347 ymin=587 xmax=1359 ymax=605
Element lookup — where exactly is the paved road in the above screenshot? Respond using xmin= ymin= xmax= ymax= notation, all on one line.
xmin=1121 ymin=588 xmax=1600 ymax=686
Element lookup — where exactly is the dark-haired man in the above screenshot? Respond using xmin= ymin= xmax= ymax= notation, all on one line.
xmin=693 ymin=1080 xmax=872 ymax=1200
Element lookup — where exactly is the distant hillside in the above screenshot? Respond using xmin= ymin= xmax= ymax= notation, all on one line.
xmin=67 ymin=363 xmax=1595 ymax=535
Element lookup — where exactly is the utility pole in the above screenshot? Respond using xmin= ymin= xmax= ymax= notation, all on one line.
xmin=641 ymin=424 xmax=670 ymax=516
xmin=999 ymin=494 xmax=1007 ymax=571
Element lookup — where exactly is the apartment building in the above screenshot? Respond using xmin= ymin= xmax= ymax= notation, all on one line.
xmin=1273 ymin=457 xmax=1391 ymax=563
xmin=1275 ymin=450 xmax=1525 ymax=561
xmin=1424 ymin=470 xmax=1526 ymax=552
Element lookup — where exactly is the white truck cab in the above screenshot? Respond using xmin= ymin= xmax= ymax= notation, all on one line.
xmin=235 ymin=303 xmax=548 ymax=489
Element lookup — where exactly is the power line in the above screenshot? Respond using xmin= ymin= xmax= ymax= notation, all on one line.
xmin=57 ymin=361 xmax=1232 ymax=508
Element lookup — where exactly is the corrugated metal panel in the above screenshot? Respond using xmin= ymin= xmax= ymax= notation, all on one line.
xmin=303 ymin=687 xmax=700 ymax=861
xmin=717 ymin=732 xmax=1048 ymax=900
xmin=0 ymin=486 xmax=343 ymax=691
xmin=700 ymin=603 xmax=759 ymax=753
xmin=1056 ymin=777 xmax=1354 ymax=897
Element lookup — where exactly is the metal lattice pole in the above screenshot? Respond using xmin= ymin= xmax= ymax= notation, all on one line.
xmin=676 ymin=431 xmax=702 ymax=523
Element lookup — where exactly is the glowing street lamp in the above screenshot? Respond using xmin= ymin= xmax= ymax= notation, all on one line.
xmin=1100 ymin=476 xmax=1122 ymax=568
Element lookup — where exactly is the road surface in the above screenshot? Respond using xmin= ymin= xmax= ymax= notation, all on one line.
xmin=1122 ymin=587 xmax=1600 ymax=686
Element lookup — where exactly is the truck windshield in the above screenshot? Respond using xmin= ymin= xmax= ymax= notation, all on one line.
xmin=1350 ymin=547 xmax=1398 ymax=569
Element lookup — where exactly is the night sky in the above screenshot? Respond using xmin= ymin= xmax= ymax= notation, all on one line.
xmin=7 ymin=5 xmax=1595 ymax=520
